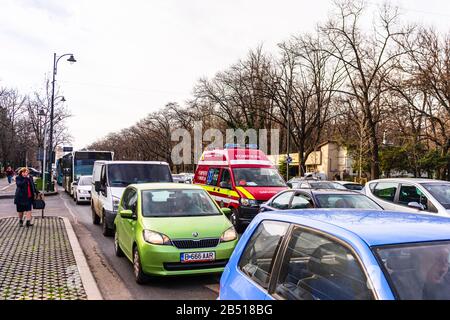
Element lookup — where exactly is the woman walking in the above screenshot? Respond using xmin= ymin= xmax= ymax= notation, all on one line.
xmin=5 ymin=166 xmax=15 ymax=184
xmin=14 ymin=168 xmax=39 ymax=227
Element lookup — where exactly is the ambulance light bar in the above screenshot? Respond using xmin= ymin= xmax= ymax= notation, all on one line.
xmin=224 ymin=144 xmax=258 ymax=150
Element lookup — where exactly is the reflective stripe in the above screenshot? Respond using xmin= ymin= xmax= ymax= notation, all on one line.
xmin=236 ymin=187 xmax=255 ymax=200
xmin=229 ymin=160 xmax=273 ymax=165
xmin=200 ymin=184 xmax=239 ymax=198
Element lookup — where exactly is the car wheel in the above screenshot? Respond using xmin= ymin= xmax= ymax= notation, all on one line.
xmin=102 ymin=212 xmax=114 ymax=237
xmin=230 ymin=208 xmax=244 ymax=233
xmin=133 ymin=247 xmax=149 ymax=284
xmin=92 ymin=205 xmax=100 ymax=225
xmin=114 ymin=230 xmax=125 ymax=257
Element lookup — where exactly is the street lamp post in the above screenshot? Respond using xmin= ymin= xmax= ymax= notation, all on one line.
xmin=46 ymin=53 xmax=76 ymax=191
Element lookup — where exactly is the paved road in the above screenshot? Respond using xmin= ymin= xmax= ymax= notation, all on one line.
xmin=0 ymin=187 xmax=220 ymax=300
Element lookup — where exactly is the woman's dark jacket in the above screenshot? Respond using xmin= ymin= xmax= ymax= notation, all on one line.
xmin=14 ymin=175 xmax=38 ymax=205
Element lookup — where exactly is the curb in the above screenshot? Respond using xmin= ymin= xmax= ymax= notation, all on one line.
xmin=61 ymin=217 xmax=103 ymax=300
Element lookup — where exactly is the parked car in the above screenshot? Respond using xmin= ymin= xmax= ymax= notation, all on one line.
xmin=114 ymin=183 xmax=238 ymax=284
xmin=364 ymin=178 xmax=450 ymax=216
xmin=172 ymin=173 xmax=194 ymax=183
xmin=219 ymin=209 xmax=450 ymax=300
xmin=260 ymin=189 xmax=382 ymax=212
xmin=72 ymin=175 xmax=92 ymax=204
xmin=334 ymin=181 xmax=364 ymax=191
xmin=91 ymin=161 xmax=173 ymax=237
xmin=289 ymin=179 xmax=348 ymax=190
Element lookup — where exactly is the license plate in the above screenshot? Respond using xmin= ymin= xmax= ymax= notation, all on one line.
xmin=180 ymin=251 xmax=215 ymax=263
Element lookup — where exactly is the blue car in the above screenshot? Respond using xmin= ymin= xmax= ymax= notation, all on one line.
xmin=219 ymin=210 xmax=450 ymax=300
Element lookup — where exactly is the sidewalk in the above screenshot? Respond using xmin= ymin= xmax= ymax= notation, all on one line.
xmin=0 ymin=216 xmax=102 ymax=300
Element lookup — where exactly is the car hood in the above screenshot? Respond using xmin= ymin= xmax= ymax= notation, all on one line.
xmin=141 ymin=214 xmax=232 ymax=239
xmin=111 ymin=187 xmax=126 ymax=199
xmin=78 ymin=185 xmax=91 ymax=191
xmin=236 ymin=186 xmax=289 ymax=201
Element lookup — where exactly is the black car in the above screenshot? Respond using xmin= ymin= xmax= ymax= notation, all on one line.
xmin=259 ymin=189 xmax=383 ymax=212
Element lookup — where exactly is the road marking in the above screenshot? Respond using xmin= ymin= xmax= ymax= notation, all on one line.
xmin=60 ymin=193 xmax=79 ymax=225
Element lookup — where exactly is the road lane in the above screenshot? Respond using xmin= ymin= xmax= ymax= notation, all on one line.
xmin=59 ymin=191 xmax=220 ymax=300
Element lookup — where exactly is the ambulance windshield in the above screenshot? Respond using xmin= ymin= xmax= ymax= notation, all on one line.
xmin=233 ymin=168 xmax=286 ymax=187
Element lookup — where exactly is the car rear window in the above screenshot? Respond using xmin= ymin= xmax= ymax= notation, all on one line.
xmin=373 ymin=182 xmax=398 ymax=202
xmin=238 ymin=221 xmax=289 ymax=289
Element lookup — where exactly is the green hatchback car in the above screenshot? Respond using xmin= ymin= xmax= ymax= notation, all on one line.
xmin=114 ymin=183 xmax=239 ymax=283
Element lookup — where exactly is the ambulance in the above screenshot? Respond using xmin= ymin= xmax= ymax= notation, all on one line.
xmin=194 ymin=144 xmax=288 ymax=231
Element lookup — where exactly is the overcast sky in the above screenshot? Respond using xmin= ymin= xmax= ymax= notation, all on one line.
xmin=1 ymin=0 xmax=449 ymax=149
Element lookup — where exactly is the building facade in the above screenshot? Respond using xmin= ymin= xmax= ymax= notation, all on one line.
xmin=268 ymin=141 xmax=354 ymax=180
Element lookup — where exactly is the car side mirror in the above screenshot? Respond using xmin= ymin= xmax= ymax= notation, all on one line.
xmin=408 ymin=202 xmax=425 ymax=211
xmin=94 ymin=181 xmax=101 ymax=192
xmin=73 ymin=181 xmax=78 ymax=186
xmin=287 ymin=182 xmax=293 ymax=189
xmin=219 ymin=181 xmax=231 ymax=189
xmin=221 ymin=208 xmax=232 ymax=218
xmin=119 ymin=209 xmax=134 ymax=219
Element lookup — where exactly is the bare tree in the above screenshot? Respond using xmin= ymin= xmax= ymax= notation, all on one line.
xmin=320 ymin=0 xmax=409 ymax=179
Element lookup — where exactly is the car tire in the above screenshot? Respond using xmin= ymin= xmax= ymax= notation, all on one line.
xmin=102 ymin=212 xmax=114 ymax=237
xmin=133 ymin=247 xmax=149 ymax=285
xmin=114 ymin=230 xmax=125 ymax=257
xmin=92 ymin=204 xmax=100 ymax=225
xmin=230 ymin=208 xmax=245 ymax=233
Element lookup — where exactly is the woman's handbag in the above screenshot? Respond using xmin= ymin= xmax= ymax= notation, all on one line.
xmin=33 ymin=199 xmax=45 ymax=210
xmin=33 ymin=193 xmax=46 ymax=218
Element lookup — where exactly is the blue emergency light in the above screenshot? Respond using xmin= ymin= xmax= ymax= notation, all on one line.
xmin=224 ymin=144 xmax=258 ymax=149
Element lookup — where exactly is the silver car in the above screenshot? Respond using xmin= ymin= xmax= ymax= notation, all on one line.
xmin=364 ymin=178 xmax=450 ymax=216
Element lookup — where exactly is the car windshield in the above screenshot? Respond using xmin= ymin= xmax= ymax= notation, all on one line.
xmin=108 ymin=164 xmax=172 ymax=187
xmin=141 ymin=189 xmax=221 ymax=217
xmin=374 ymin=242 xmax=450 ymax=300
xmin=315 ymin=194 xmax=382 ymax=209
xmin=421 ymin=183 xmax=450 ymax=209
xmin=233 ymin=168 xmax=286 ymax=187
xmin=79 ymin=176 xmax=92 ymax=186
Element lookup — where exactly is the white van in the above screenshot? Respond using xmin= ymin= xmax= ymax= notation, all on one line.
xmin=91 ymin=161 xmax=173 ymax=236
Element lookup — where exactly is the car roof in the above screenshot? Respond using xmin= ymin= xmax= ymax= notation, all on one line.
xmin=368 ymin=178 xmax=450 ymax=184
xmin=288 ymin=189 xmax=360 ymax=195
xmin=257 ymin=210 xmax=450 ymax=246
xmin=101 ymin=161 xmax=169 ymax=165
xmin=129 ymin=183 xmax=203 ymax=191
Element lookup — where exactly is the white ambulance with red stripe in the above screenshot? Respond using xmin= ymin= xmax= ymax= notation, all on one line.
xmin=193 ymin=144 xmax=288 ymax=231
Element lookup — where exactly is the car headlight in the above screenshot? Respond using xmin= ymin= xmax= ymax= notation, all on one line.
xmin=112 ymin=196 xmax=120 ymax=212
xmin=220 ymin=227 xmax=238 ymax=242
xmin=240 ymin=198 xmax=258 ymax=207
xmin=143 ymin=230 xmax=172 ymax=245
